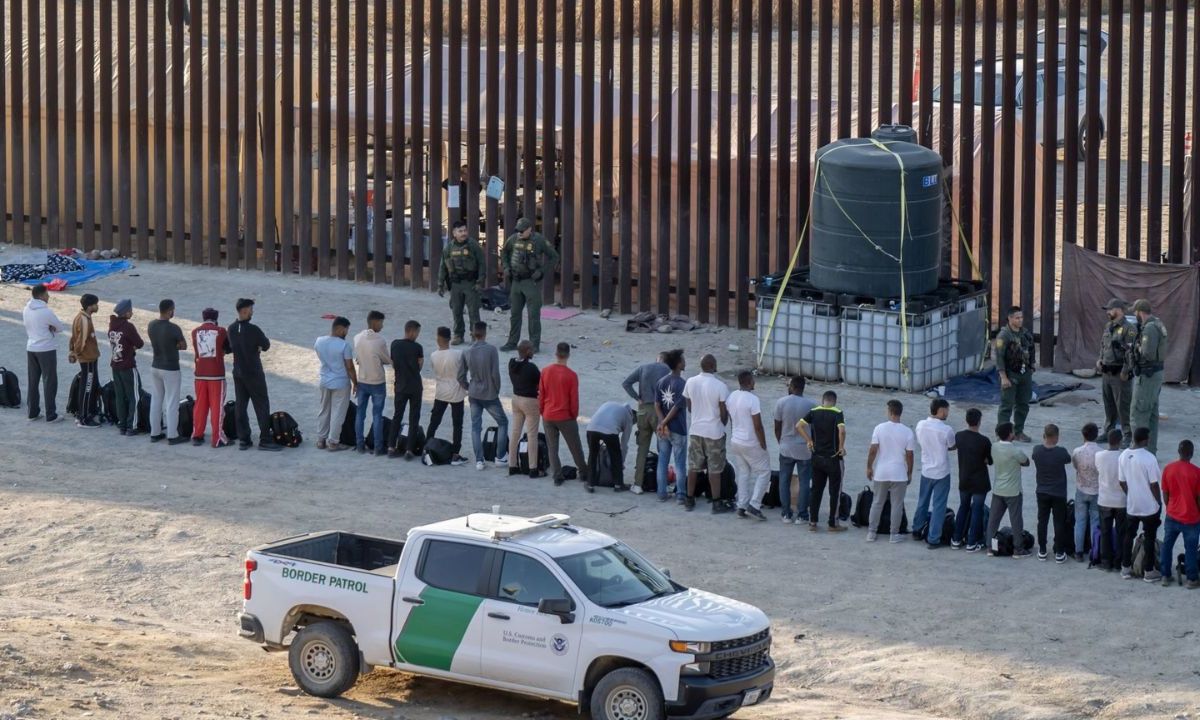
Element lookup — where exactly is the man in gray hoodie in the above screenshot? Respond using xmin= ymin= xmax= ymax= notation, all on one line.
xmin=462 ymin=321 xmax=510 ymax=471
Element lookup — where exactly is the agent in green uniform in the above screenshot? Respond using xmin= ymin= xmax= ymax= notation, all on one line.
xmin=995 ymin=306 xmax=1035 ymax=443
xmin=1095 ymin=298 xmax=1136 ymax=448
xmin=501 ymin=217 xmax=559 ymax=354
xmin=438 ymin=219 xmax=486 ymax=346
xmin=1129 ymin=298 xmax=1167 ymax=454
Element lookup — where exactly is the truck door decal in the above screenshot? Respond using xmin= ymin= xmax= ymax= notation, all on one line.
xmin=393 ymin=586 xmax=483 ymax=670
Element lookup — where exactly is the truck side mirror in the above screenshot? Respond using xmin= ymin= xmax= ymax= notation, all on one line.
xmin=537 ymin=598 xmax=575 ymax=624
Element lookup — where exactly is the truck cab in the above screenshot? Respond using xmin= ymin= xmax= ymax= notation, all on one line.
xmin=239 ymin=513 xmax=774 ymax=720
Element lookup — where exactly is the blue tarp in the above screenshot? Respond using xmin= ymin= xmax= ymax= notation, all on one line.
xmin=18 ymin=258 xmax=132 ymax=287
xmin=941 ymin=367 xmax=1089 ymax=406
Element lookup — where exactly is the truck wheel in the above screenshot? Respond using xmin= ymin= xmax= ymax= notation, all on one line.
xmin=590 ymin=667 xmax=665 ymax=720
xmin=288 ymin=621 xmax=360 ymax=698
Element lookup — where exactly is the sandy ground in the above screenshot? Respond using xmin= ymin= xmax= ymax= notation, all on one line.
xmin=1 ymin=252 xmax=1200 ymax=720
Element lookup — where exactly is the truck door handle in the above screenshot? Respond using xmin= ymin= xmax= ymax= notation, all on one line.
xmin=402 ymin=596 xmax=425 ymax=605
xmin=487 ymin=612 xmax=511 ymax=621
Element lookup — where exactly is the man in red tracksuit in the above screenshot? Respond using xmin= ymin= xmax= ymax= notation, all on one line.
xmin=191 ymin=307 xmax=231 ymax=448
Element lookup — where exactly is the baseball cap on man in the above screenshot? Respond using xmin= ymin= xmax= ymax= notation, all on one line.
xmin=1132 ymin=299 xmax=1152 ymax=314
xmin=1102 ymin=298 xmax=1127 ymax=311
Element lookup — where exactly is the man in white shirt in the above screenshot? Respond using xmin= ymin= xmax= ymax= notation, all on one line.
xmin=682 ymin=354 xmax=731 ymax=514
xmin=352 ymin=310 xmax=392 ymax=454
xmin=1118 ymin=427 xmax=1163 ymax=580
xmin=1094 ymin=429 xmax=1127 ymax=571
xmin=727 ymin=371 xmax=771 ymax=521
xmin=427 ymin=326 xmax=469 ymax=465
xmin=913 ymin=398 xmax=957 ymax=548
xmin=866 ymin=400 xmax=915 ymax=543
xmin=22 ymin=284 xmax=66 ymax=422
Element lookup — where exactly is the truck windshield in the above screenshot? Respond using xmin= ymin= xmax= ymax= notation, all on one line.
xmin=555 ymin=543 xmax=680 ymax=608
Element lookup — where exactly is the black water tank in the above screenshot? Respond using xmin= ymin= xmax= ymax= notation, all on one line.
xmin=809 ymin=138 xmax=943 ymax=298
xmin=871 ymin=124 xmax=918 ymax=145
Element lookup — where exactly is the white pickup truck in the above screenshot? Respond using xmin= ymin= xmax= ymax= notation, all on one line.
xmin=238 ymin=513 xmax=774 ymax=720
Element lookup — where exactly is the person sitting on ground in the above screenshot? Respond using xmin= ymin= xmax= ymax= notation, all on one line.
xmin=586 ymin=402 xmax=636 ymax=494
xmin=108 ymin=299 xmax=145 ymax=437
xmin=953 ymin=408 xmax=992 ymax=552
xmin=507 ymin=340 xmax=544 ymax=478
xmin=866 ymin=399 xmax=915 ymax=543
xmin=797 ymin=390 xmax=847 ymax=532
xmin=540 ymin=342 xmax=589 ymax=486
xmin=985 ymin=423 xmax=1032 ymax=558
xmin=313 ymin=316 xmax=356 ymax=452
xmin=427 ymin=326 xmax=469 ymax=466
xmin=913 ymin=398 xmax=957 ymax=549
xmin=1095 ymin=429 xmax=1127 ymax=571
xmin=1118 ymin=427 xmax=1163 ymax=582
xmin=1032 ymin=423 xmax=1073 ymax=563
xmin=1158 ymin=439 xmax=1200 ymax=588
xmin=462 ymin=321 xmax=509 ymax=471
xmin=1070 ymin=423 xmax=1103 ymax=562
xmin=727 ymin=370 xmax=771 ymax=521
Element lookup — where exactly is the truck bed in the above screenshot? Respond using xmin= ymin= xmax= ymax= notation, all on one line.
xmin=260 ymin=532 xmax=404 ymax=576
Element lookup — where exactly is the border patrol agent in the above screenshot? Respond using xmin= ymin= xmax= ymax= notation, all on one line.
xmin=995 ymin=306 xmax=1035 ymax=443
xmin=1130 ymin=298 xmax=1167 ymax=454
xmin=501 ymin=217 xmax=559 ymax=354
xmin=438 ymin=219 xmax=486 ymax=346
xmin=1096 ymin=298 xmax=1136 ymax=448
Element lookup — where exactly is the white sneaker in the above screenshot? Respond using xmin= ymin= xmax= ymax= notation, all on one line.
xmin=495 ymin=455 xmax=509 ymax=467
xmin=866 ymin=532 xmax=877 ymax=542
xmin=476 ymin=461 xmax=486 ymax=471
xmin=890 ymin=534 xmax=905 ymax=544
xmin=630 ymin=484 xmax=644 ymax=495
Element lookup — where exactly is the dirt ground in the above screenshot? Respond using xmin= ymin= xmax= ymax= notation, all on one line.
xmin=1 ymin=252 xmax=1199 ymax=720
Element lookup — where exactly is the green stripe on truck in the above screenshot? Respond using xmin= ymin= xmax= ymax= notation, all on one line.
xmin=393 ymin=586 xmax=483 ymax=670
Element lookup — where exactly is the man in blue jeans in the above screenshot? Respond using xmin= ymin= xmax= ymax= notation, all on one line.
xmin=654 ymin=349 xmax=688 ymax=502
xmin=774 ymin=375 xmax=816 ymax=523
xmin=953 ymin=408 xmax=992 ymax=551
xmin=353 ymin=310 xmax=392 ymax=455
xmin=1159 ymin=439 xmax=1200 ymax=588
xmin=914 ymin=398 xmax=957 ymax=548
xmin=461 ymin=321 xmax=509 ymax=471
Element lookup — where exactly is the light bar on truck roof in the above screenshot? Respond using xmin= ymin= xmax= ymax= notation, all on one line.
xmin=467 ymin=513 xmax=572 ymax=540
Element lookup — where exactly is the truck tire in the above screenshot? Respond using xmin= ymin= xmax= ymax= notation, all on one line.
xmin=288 ymin=621 xmax=360 ymax=698
xmin=589 ymin=667 xmax=665 ymax=720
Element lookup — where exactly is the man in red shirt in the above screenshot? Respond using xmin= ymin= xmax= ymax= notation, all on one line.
xmin=539 ymin=342 xmax=589 ymax=487
xmin=1160 ymin=439 xmax=1200 ymax=588
xmin=191 ymin=308 xmax=232 ymax=448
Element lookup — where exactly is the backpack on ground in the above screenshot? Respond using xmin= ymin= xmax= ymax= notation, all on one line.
xmin=694 ymin=465 xmax=738 ymax=502
xmin=1130 ymin=533 xmax=1147 ymax=578
xmin=339 ymin=401 xmax=358 ymax=447
xmin=938 ymin=508 xmax=956 ymax=545
xmin=992 ymin=528 xmax=1016 ymax=556
xmin=482 ymin=426 xmax=500 ymax=462
xmin=270 ymin=411 xmax=303 ymax=448
xmin=66 ymin=370 xmax=103 ymax=418
xmin=561 ymin=465 xmax=579 ymax=481
xmin=101 ymin=381 xmax=119 ymax=424
xmin=761 ymin=470 xmax=782 ymax=509
xmin=365 ymin=416 xmax=392 ymax=451
xmin=0 ymin=367 xmax=21 ymax=408
xmin=222 ymin=400 xmax=238 ymax=440
xmin=838 ymin=492 xmax=853 ymax=522
xmin=640 ymin=451 xmax=659 ymax=493
xmin=594 ymin=447 xmax=617 ymax=487
xmin=480 ymin=285 xmax=511 ymax=311
xmin=394 ymin=422 xmax=427 ymax=456
xmin=136 ymin=388 xmax=152 ymax=433
xmin=177 ymin=396 xmax=195 ymax=438
xmin=851 ymin=487 xmax=874 ymax=528
xmin=423 ymin=437 xmax=455 ymax=465
xmin=518 ymin=432 xmax=549 ymax=474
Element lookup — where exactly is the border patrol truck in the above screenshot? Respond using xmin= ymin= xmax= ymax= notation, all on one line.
xmin=238 ymin=513 xmax=774 ymax=720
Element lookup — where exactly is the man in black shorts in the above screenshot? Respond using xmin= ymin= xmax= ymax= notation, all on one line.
xmin=797 ymin=390 xmax=847 ymax=532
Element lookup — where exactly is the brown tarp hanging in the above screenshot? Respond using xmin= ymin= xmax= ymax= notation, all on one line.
xmin=1054 ymin=242 xmax=1198 ymax=383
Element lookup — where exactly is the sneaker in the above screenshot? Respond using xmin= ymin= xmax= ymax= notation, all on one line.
xmin=388 ymin=448 xmax=404 ymax=459
xmin=450 ymin=455 xmax=469 ymax=466
xmin=797 ymin=513 xmax=810 ymax=523
xmin=191 ymin=437 xmax=204 ymax=446
xmin=987 ymin=550 xmax=998 ymax=557
xmin=630 ymin=485 xmax=644 ymax=495
xmin=316 ymin=439 xmax=328 ymax=450
xmin=711 ymin=502 xmax=731 ymax=515
xmin=1074 ymin=553 xmax=1086 ymax=563
xmin=76 ymin=419 xmax=102 ymax=429
xmin=476 ymin=461 xmax=486 ymax=471
xmin=28 ymin=414 xmax=42 ymax=421
xmin=828 ymin=524 xmax=847 ymax=533
xmin=1161 ymin=575 xmax=1174 ymax=587
xmin=808 ymin=522 xmax=819 ymax=532
xmin=46 ymin=414 xmax=64 ymax=424
xmin=450 ymin=335 xmax=465 ymax=346
xmin=495 ymin=454 xmax=510 ymax=467
xmin=781 ymin=513 xmax=794 ymax=524
xmin=374 ymin=448 xmax=388 ymax=457
xmin=747 ymin=508 xmax=767 ymax=521
xmin=1143 ymin=570 xmax=1163 ymax=583
xmin=150 ymin=434 xmax=167 ymax=443
xmin=327 ymin=442 xmax=348 ymax=452
xmin=124 ymin=429 xmax=142 ymax=437
xmin=1037 ymin=550 xmax=1048 ymax=561
xmin=1013 ymin=549 xmax=1032 ymax=558
xmin=736 ymin=508 xmax=748 ymax=519
xmin=1055 ymin=553 xmax=1067 ymax=564
xmin=657 ymin=495 xmax=670 ymax=502
xmin=926 ymin=542 xmax=941 ymax=549
xmin=613 ymin=484 xmax=629 ymax=493
xmin=676 ymin=496 xmax=687 ymax=506
xmin=499 ymin=343 xmax=518 ymax=352
xmin=965 ymin=544 xmax=982 ymax=553
xmin=1186 ymin=580 xmax=1200 ymax=590
xmin=866 ymin=532 xmax=878 ymax=542
xmin=890 ymin=534 xmax=905 ymax=544
xmin=1120 ymin=566 xmax=1133 ymax=579
xmin=214 ymin=440 xmax=234 ymax=449
xmin=950 ymin=539 xmax=963 ymax=550
xmin=168 ymin=436 xmax=189 ymax=446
